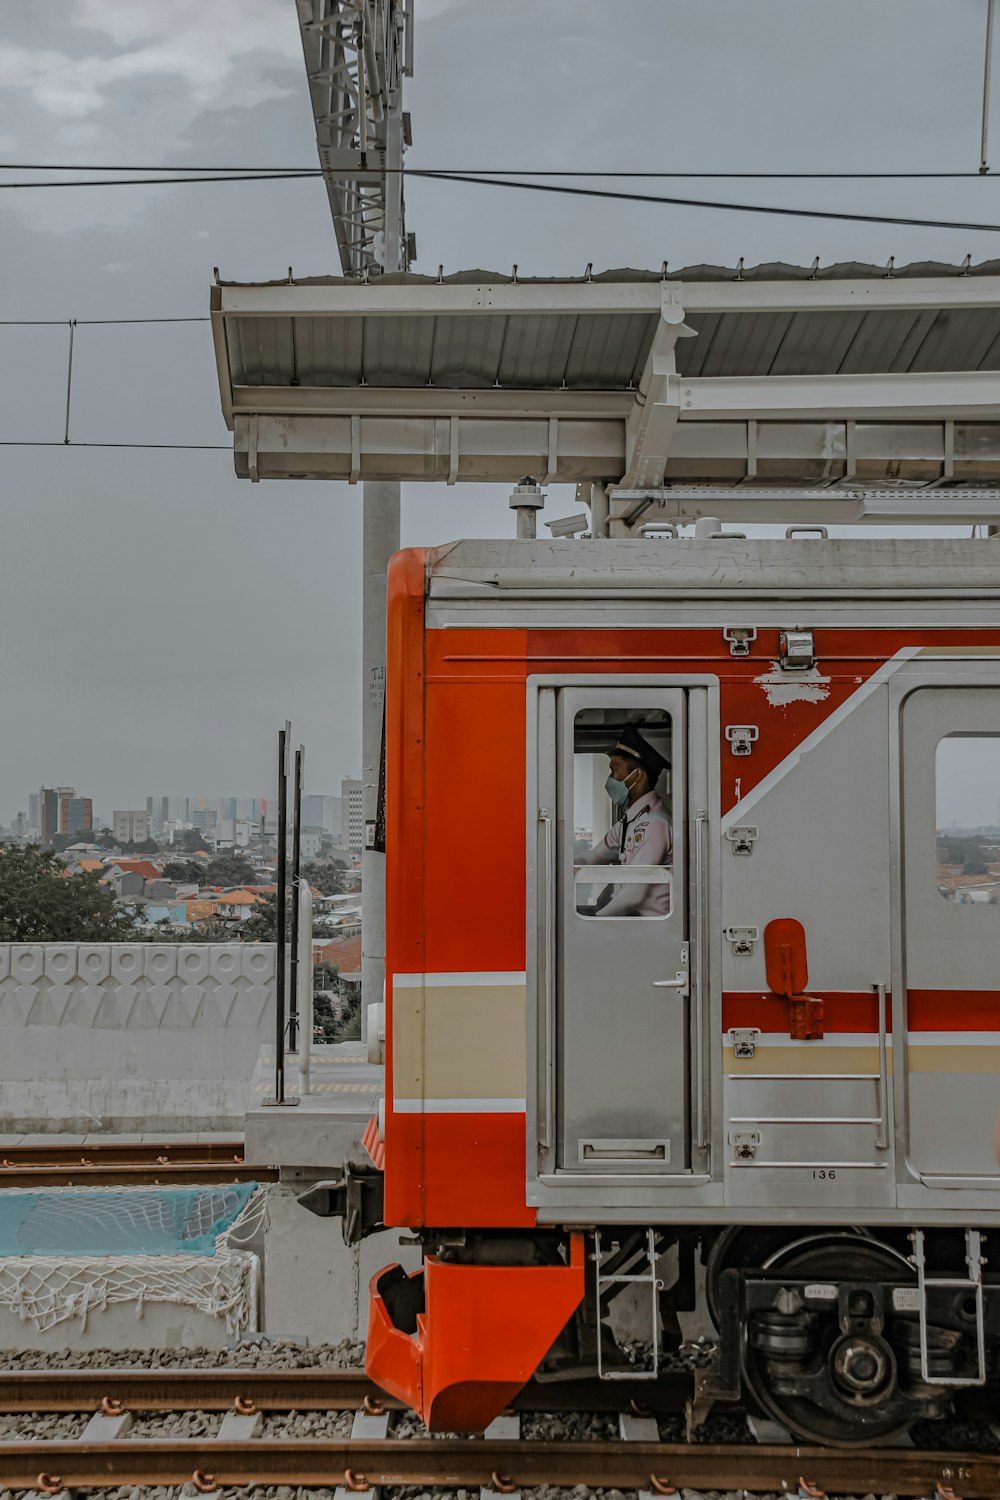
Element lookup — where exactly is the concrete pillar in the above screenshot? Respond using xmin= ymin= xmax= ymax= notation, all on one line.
xmin=361 ymin=480 xmax=400 ymax=1041
xmin=590 ymin=482 xmax=609 ymax=539
xmin=360 ymin=80 xmax=405 ymax=1046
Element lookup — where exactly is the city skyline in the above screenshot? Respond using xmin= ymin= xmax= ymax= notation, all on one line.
xmin=11 ymin=781 xmax=355 ymax=836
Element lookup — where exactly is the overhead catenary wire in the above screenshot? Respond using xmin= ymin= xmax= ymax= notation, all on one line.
xmin=412 ymin=171 xmax=1000 ymax=235
xmin=0 ymin=316 xmax=209 ymax=325
xmin=0 ymin=441 xmax=230 ymax=450
xmin=5 ymin=162 xmax=1000 ymax=178
xmin=2 ymin=166 xmax=1000 ymax=233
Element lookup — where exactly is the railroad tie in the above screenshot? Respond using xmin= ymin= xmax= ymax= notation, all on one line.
xmin=620 ymin=1408 xmax=674 ymax=1500
xmin=218 ymin=1398 xmax=263 ymax=1442
xmin=334 ymin=1399 xmax=391 ymax=1500
xmin=481 ymin=1413 xmax=521 ymax=1500
xmin=81 ymin=1406 xmax=133 ymax=1441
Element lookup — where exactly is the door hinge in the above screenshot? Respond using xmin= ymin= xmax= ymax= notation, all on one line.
xmin=730 ymin=1130 xmax=760 ymax=1161
xmin=725 ymin=825 xmax=758 ymax=855
xmin=725 ymin=724 xmax=758 ymax=756
xmin=726 ymin=1026 xmax=761 ymax=1059
xmin=723 ymin=626 xmax=757 ymax=657
xmin=723 ymin=924 xmax=759 ymax=956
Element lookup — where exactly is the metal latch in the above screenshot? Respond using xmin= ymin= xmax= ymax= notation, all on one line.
xmin=723 ymin=626 xmax=757 ymax=657
xmin=730 ymin=1130 xmax=760 ymax=1161
xmin=725 ymin=724 xmax=759 ymax=756
xmin=727 ymin=1027 xmax=761 ymax=1059
xmin=778 ymin=628 xmax=816 ymax=671
xmin=723 ymin=925 xmax=759 ymax=956
xmin=725 ymin=825 xmax=758 ymax=855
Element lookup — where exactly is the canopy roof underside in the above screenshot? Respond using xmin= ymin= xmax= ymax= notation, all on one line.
xmin=210 ymin=265 xmax=1000 ymax=510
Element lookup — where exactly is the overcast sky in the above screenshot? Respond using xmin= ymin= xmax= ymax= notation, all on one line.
xmin=1 ymin=0 xmax=997 ymax=820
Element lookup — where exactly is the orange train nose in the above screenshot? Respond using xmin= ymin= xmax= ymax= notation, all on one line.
xmin=366 ymin=1233 xmax=586 ymax=1431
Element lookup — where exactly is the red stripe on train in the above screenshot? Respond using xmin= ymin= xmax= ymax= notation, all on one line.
xmin=723 ymin=991 xmax=1000 ymax=1033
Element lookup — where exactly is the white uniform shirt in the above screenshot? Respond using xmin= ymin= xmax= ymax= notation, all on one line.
xmin=578 ymin=791 xmax=673 ymax=916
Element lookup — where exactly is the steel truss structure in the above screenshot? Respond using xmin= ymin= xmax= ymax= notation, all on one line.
xmin=212 ymin=267 xmax=1000 ymax=525
xmin=296 ymin=0 xmax=412 ymax=278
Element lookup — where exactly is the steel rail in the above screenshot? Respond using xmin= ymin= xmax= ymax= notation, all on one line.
xmin=0 ymin=1140 xmax=277 ymax=1188
xmin=0 ymin=1140 xmax=247 ymax=1164
xmin=0 ymin=1163 xmax=277 ymax=1187
xmin=0 ymin=1366 xmax=690 ymax=1414
xmin=0 ymin=1437 xmax=994 ymax=1495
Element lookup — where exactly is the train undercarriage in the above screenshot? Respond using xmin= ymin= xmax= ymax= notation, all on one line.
xmin=368 ymin=1222 xmax=999 ymax=1446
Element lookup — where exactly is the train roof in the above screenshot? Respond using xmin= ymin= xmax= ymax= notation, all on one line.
xmin=424 ymin=537 xmax=1000 ymax=599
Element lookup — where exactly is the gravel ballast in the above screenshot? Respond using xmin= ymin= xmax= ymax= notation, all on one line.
xmin=0 ymin=1336 xmax=365 ymax=1371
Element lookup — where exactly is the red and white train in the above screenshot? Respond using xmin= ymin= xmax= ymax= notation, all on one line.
xmin=323 ymin=531 xmax=1000 ymax=1446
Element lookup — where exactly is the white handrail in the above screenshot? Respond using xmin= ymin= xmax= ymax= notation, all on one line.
xmin=297 ymin=880 xmax=314 ymax=1098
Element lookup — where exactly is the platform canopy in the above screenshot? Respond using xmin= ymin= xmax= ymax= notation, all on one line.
xmin=211 ymin=262 xmax=1000 ymax=523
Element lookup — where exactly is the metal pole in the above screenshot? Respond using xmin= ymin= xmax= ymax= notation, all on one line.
xmin=361 ymin=481 xmax=399 ymax=1043
xmin=590 ymin=482 xmax=610 ymax=539
xmin=63 ymin=320 xmax=76 ymax=445
xmin=272 ymin=721 xmax=291 ymax=1105
xmin=289 ymin=744 xmax=304 ymax=1054
xmin=983 ymin=0 xmax=996 ymax=173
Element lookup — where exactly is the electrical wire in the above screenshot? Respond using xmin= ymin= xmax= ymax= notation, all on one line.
xmin=0 ymin=441 xmax=229 ymax=450
xmin=0 ymin=317 xmax=209 ymax=326
xmin=2 ymin=162 xmax=1000 ymax=178
xmin=411 ymin=171 xmax=1000 ymax=234
xmin=0 ymin=172 xmax=320 ymax=188
xmin=2 ymin=164 xmax=1000 ymax=232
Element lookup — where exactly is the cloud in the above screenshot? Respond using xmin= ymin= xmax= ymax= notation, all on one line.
xmin=0 ymin=0 xmax=302 ymax=119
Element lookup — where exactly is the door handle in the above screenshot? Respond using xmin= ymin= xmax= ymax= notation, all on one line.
xmin=654 ymin=970 xmax=689 ymax=991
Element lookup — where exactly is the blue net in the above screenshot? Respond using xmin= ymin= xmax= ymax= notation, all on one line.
xmin=0 ymin=1184 xmax=257 ymax=1259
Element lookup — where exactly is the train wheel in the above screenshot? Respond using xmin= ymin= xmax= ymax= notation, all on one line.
xmin=711 ymin=1230 xmax=943 ymax=1447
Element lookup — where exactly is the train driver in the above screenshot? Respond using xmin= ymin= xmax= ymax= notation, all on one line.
xmin=578 ymin=724 xmax=672 ymax=917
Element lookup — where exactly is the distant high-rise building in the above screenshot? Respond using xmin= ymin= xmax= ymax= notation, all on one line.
xmin=302 ymin=793 xmax=341 ymax=836
xmin=62 ymin=796 xmax=93 ymax=837
xmin=112 ymin=809 xmax=149 ymax=844
xmin=27 ymin=791 xmax=40 ymax=837
xmin=191 ymin=806 xmax=217 ymax=835
xmin=341 ymin=777 xmax=364 ymax=856
xmin=39 ymin=786 xmax=77 ymax=845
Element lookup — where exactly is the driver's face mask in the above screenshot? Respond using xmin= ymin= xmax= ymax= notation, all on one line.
xmin=605 ymin=764 xmax=639 ymax=809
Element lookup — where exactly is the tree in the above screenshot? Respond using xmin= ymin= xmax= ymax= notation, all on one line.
xmin=163 ymin=860 xmax=206 ymax=885
xmin=171 ymin=828 xmax=211 ymax=853
xmin=205 ymin=853 xmax=259 ymax=889
xmin=0 ymin=843 xmax=138 ymax=941
xmin=302 ymin=860 xmax=345 ymax=897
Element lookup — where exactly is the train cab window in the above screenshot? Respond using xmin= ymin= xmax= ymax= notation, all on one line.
xmin=935 ymin=733 xmax=1000 ymax=905
xmin=572 ymin=708 xmax=673 ymax=919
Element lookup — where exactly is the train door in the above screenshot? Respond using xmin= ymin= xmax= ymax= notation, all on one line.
xmin=901 ymin=685 xmax=1000 ymax=1185
xmin=532 ymin=684 xmax=710 ymax=1182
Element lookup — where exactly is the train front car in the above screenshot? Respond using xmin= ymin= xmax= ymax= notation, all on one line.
xmin=364 ymin=534 xmax=1000 ymax=1444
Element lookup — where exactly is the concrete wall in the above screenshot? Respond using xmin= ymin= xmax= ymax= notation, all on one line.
xmin=0 ymin=944 xmax=276 ymax=1133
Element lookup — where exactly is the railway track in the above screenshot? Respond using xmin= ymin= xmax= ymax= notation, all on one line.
xmin=0 ymin=1139 xmax=277 ymax=1187
xmin=0 ymin=1367 xmax=994 ymax=1495
xmin=0 ymin=1432 xmax=994 ymax=1494
xmin=0 ymin=1364 xmax=686 ymax=1413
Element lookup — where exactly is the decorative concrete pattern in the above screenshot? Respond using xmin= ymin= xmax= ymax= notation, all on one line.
xmin=0 ymin=944 xmax=276 ymax=1031
xmin=0 ymin=944 xmax=277 ymax=1133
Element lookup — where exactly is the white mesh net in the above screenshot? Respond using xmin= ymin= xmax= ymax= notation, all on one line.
xmin=0 ymin=1188 xmax=266 ymax=1336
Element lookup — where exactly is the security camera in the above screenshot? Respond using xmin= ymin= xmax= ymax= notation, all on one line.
xmin=545 ymin=512 xmax=590 ymax=539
